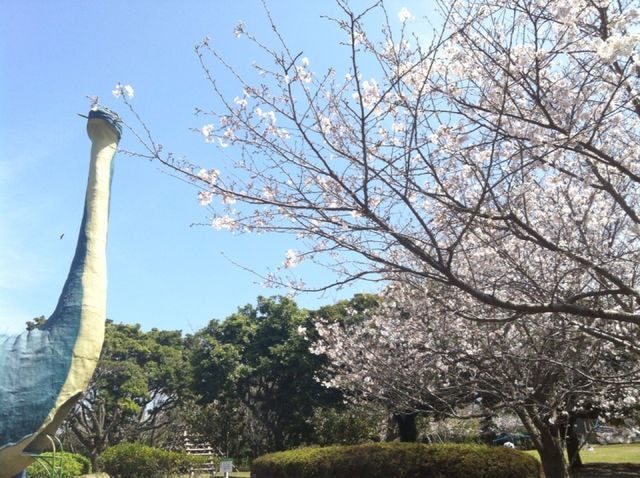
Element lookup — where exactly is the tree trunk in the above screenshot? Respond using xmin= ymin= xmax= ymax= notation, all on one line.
xmin=537 ymin=441 xmax=571 ymax=478
xmin=535 ymin=420 xmax=572 ymax=478
xmin=566 ymin=429 xmax=583 ymax=469
xmin=394 ymin=413 xmax=418 ymax=442
xmin=90 ymin=450 xmax=100 ymax=474
xmin=516 ymin=407 xmax=572 ymax=478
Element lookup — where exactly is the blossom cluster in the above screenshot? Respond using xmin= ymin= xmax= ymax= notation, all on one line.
xmin=312 ymin=282 xmax=640 ymax=437
xmin=112 ymin=82 xmax=134 ymax=99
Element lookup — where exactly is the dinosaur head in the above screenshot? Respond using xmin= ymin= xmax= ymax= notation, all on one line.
xmin=88 ymin=106 xmax=123 ymax=142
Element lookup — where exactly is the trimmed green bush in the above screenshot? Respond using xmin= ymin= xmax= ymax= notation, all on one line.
xmin=251 ymin=442 xmax=542 ymax=478
xmin=26 ymin=451 xmax=91 ymax=478
xmin=99 ymin=442 xmax=207 ymax=478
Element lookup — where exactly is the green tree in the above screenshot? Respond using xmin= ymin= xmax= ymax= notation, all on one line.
xmin=309 ymin=403 xmax=388 ymax=446
xmin=180 ymin=397 xmax=250 ymax=460
xmin=61 ymin=321 xmax=191 ymax=470
xmin=309 ymin=294 xmax=380 ymax=326
xmin=191 ymin=296 xmax=341 ymax=456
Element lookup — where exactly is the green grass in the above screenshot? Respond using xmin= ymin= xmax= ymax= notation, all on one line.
xmin=576 ymin=443 xmax=640 ymax=464
xmin=525 ymin=443 xmax=640 ymax=464
xmin=187 ymin=473 xmax=251 ymax=478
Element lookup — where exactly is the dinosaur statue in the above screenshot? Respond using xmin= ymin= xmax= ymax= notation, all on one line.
xmin=0 ymin=107 xmax=122 ymax=478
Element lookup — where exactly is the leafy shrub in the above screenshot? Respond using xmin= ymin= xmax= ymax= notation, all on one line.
xmin=99 ymin=442 xmax=207 ymax=478
xmin=251 ymin=442 xmax=542 ymax=478
xmin=310 ymin=406 xmax=387 ymax=445
xmin=26 ymin=451 xmax=91 ymax=478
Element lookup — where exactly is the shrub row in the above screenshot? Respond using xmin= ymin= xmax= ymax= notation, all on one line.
xmin=251 ymin=442 xmax=542 ymax=478
xmin=26 ymin=451 xmax=91 ymax=478
xmin=26 ymin=443 xmax=210 ymax=478
xmin=99 ymin=443 xmax=209 ymax=478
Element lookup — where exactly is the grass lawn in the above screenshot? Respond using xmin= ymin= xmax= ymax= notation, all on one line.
xmin=190 ymin=473 xmax=251 ymax=478
xmin=525 ymin=442 xmax=640 ymax=463
xmin=577 ymin=443 xmax=640 ymax=464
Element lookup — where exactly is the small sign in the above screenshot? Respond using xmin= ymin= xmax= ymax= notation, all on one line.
xmin=220 ymin=458 xmax=233 ymax=474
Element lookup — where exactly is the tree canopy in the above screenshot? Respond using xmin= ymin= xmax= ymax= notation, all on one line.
xmin=62 ymin=321 xmax=191 ymax=469
xmin=312 ymin=283 xmax=640 ymax=478
xmin=190 ymin=296 xmax=342 ymax=455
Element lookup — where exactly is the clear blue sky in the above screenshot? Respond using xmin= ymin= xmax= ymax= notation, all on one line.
xmin=1 ymin=0 xmax=434 ymax=334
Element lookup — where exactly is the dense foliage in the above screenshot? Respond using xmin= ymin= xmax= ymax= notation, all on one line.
xmin=99 ymin=442 xmax=204 ymax=478
xmin=189 ymin=296 xmax=343 ymax=456
xmin=56 ymin=296 xmax=387 ymax=470
xmin=60 ymin=321 xmax=191 ymax=469
xmin=251 ymin=442 xmax=542 ymax=478
xmin=52 ymin=293 xmax=637 ymax=477
xmin=26 ymin=451 xmax=91 ymax=478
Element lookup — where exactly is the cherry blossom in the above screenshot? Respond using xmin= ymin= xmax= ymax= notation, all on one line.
xmin=397 ymin=7 xmax=414 ymax=23
xmin=312 ymin=283 xmax=640 ymax=478
xmin=234 ymin=20 xmax=245 ymax=38
xmin=283 ymin=249 xmax=302 ymax=268
xmin=112 ymin=82 xmax=134 ymax=99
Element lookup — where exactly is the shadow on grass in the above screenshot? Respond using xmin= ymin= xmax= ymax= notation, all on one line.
xmin=572 ymin=463 xmax=640 ymax=477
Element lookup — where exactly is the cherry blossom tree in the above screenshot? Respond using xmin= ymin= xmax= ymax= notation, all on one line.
xmin=118 ymin=0 xmax=640 ymax=346
xmin=108 ymin=2 xmax=640 ymax=476
xmin=311 ymin=283 xmax=640 ymax=478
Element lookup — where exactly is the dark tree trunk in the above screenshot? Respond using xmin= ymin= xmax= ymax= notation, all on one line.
xmin=516 ymin=407 xmax=572 ymax=478
xmin=566 ymin=428 xmax=583 ymax=469
xmin=536 ymin=420 xmax=571 ymax=478
xmin=394 ymin=413 xmax=418 ymax=442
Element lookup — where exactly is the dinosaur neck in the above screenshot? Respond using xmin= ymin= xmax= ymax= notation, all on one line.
xmin=44 ymin=113 xmax=120 ymax=338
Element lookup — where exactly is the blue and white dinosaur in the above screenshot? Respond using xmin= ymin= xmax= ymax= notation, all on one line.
xmin=0 ymin=107 xmax=122 ymax=478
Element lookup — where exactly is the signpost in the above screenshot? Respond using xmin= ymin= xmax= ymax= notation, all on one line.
xmin=220 ymin=458 xmax=233 ymax=478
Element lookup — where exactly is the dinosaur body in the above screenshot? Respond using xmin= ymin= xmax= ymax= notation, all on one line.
xmin=0 ymin=108 xmax=121 ymax=478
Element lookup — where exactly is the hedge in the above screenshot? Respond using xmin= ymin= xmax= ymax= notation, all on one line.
xmin=100 ymin=442 xmax=208 ymax=478
xmin=251 ymin=442 xmax=542 ymax=478
xmin=26 ymin=451 xmax=91 ymax=478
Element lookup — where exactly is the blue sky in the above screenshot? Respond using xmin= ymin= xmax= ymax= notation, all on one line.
xmin=1 ymin=0 xmax=434 ymax=334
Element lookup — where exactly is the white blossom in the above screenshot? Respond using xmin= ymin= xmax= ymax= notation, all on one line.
xmin=196 ymin=168 xmax=219 ymax=185
xmin=200 ymin=124 xmax=215 ymax=142
xmin=234 ymin=20 xmax=245 ymax=38
xmin=198 ymin=190 xmax=213 ymax=206
xmin=283 ymin=249 xmax=302 ymax=268
xmin=234 ymin=96 xmax=248 ymax=108
xmin=397 ymin=7 xmax=414 ymax=23
xmin=112 ymin=82 xmax=134 ymax=98
xmin=211 ymin=216 xmax=236 ymax=230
